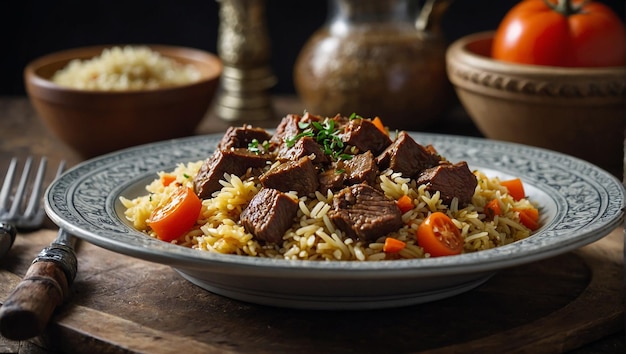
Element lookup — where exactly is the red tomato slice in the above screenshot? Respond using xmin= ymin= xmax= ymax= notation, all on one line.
xmin=417 ymin=212 xmax=463 ymax=257
xmin=147 ymin=186 xmax=202 ymax=242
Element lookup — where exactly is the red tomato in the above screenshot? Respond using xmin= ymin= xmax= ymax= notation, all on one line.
xmin=417 ymin=212 xmax=464 ymax=257
xmin=492 ymin=0 xmax=626 ymax=67
xmin=147 ymin=186 xmax=202 ymax=242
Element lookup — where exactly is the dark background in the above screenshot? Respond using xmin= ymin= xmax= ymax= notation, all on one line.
xmin=1 ymin=0 xmax=624 ymax=95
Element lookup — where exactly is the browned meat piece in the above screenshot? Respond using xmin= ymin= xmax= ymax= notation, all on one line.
xmin=329 ymin=184 xmax=403 ymax=241
xmin=194 ymin=148 xmax=272 ymax=199
xmin=415 ymin=161 xmax=477 ymax=207
xmin=271 ymin=112 xmax=323 ymax=147
xmin=343 ymin=151 xmax=378 ymax=186
xmin=271 ymin=114 xmax=301 ymax=147
xmin=240 ymin=188 xmax=298 ymax=244
xmin=342 ymin=119 xmax=392 ymax=156
xmin=376 ymin=131 xmax=442 ymax=178
xmin=218 ymin=125 xmax=272 ymax=150
xmin=328 ymin=113 xmax=350 ymax=127
xmin=318 ymin=167 xmax=345 ymax=193
xmin=424 ymin=144 xmax=440 ymax=156
xmin=276 ymin=136 xmax=329 ymax=165
xmin=260 ymin=156 xmax=319 ymax=196
xmin=302 ymin=111 xmax=324 ymax=123
xmin=318 ymin=151 xmax=378 ymax=193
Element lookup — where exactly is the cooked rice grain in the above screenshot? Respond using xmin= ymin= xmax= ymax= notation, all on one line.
xmin=121 ymin=163 xmax=538 ymax=261
xmin=52 ymin=46 xmax=201 ymax=91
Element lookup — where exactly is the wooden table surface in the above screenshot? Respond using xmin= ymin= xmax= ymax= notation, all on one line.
xmin=1 ymin=95 xmax=624 ymax=353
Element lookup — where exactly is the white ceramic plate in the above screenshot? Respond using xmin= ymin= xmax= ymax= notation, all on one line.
xmin=45 ymin=133 xmax=625 ymax=310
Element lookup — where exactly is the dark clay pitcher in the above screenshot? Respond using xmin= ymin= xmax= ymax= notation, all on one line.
xmin=294 ymin=0 xmax=453 ymax=130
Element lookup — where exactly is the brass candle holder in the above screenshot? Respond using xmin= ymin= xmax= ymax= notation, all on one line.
xmin=215 ymin=0 xmax=276 ymax=122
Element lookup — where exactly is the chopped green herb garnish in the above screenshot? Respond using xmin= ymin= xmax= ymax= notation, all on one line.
xmin=248 ymin=139 xmax=271 ymax=154
xmin=248 ymin=138 xmax=265 ymax=154
xmin=285 ymin=117 xmax=353 ymax=161
xmin=348 ymin=112 xmax=363 ymax=120
xmin=285 ymin=130 xmax=314 ymax=148
xmin=248 ymin=138 xmax=259 ymax=152
xmin=338 ymin=154 xmax=353 ymax=160
xmin=183 ymin=173 xmax=190 ymax=179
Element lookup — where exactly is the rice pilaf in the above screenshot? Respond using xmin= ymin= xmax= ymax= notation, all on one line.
xmin=120 ymin=158 xmax=538 ymax=261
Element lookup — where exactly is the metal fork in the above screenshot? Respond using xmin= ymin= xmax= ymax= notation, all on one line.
xmin=0 ymin=156 xmax=76 ymax=341
xmin=0 ymin=156 xmax=66 ymax=258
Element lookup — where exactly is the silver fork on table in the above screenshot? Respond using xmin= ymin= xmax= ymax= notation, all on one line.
xmin=0 ymin=156 xmax=79 ymax=341
xmin=0 ymin=156 xmax=66 ymax=258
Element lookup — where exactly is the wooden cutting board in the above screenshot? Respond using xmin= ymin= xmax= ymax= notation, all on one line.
xmin=1 ymin=226 xmax=624 ymax=353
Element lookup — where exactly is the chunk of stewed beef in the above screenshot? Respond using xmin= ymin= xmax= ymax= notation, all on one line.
xmin=327 ymin=113 xmax=350 ymax=128
xmin=415 ymin=161 xmax=477 ymax=207
xmin=342 ymin=119 xmax=392 ymax=156
xmin=328 ymin=184 xmax=403 ymax=241
xmin=260 ymin=156 xmax=319 ymax=196
xmin=276 ymin=136 xmax=329 ymax=165
xmin=194 ymin=148 xmax=271 ymax=199
xmin=270 ymin=114 xmax=301 ymax=147
xmin=343 ymin=151 xmax=378 ymax=186
xmin=376 ymin=131 xmax=442 ymax=178
xmin=318 ymin=167 xmax=345 ymax=193
xmin=271 ymin=112 xmax=323 ymax=148
xmin=317 ymin=151 xmax=378 ymax=193
xmin=240 ymin=188 xmax=298 ymax=244
xmin=218 ymin=125 xmax=272 ymax=150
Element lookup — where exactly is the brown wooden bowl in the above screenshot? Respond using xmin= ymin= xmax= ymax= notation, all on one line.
xmin=446 ymin=31 xmax=626 ymax=178
xmin=25 ymin=45 xmax=223 ymax=158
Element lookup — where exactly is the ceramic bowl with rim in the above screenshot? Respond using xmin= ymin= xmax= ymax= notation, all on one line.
xmin=44 ymin=132 xmax=625 ymax=310
xmin=446 ymin=31 xmax=626 ymax=178
xmin=24 ymin=44 xmax=223 ymax=158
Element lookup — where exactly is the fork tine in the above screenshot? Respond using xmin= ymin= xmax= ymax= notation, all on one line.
xmin=23 ymin=157 xmax=48 ymax=219
xmin=0 ymin=157 xmax=64 ymax=229
xmin=0 ymin=158 xmax=18 ymax=212
xmin=8 ymin=157 xmax=33 ymax=218
xmin=55 ymin=160 xmax=67 ymax=178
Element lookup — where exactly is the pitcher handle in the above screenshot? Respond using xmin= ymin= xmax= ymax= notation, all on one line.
xmin=416 ymin=0 xmax=453 ymax=34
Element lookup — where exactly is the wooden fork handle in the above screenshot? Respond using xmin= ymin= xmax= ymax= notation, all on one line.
xmin=0 ymin=242 xmax=77 ymax=341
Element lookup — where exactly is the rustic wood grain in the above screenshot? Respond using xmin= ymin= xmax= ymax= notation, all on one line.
xmin=0 ymin=227 xmax=623 ymax=353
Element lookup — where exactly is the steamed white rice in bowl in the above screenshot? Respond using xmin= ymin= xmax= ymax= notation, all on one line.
xmin=51 ymin=45 xmax=202 ymax=91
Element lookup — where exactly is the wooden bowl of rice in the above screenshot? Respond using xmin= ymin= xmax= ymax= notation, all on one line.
xmin=446 ymin=31 xmax=626 ymax=178
xmin=24 ymin=45 xmax=223 ymax=158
